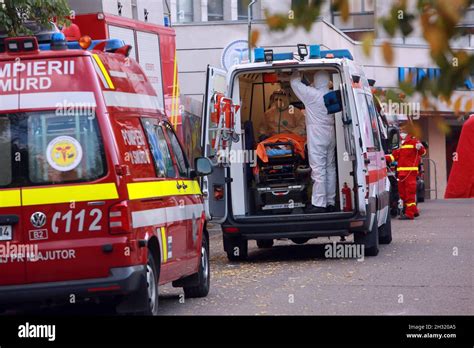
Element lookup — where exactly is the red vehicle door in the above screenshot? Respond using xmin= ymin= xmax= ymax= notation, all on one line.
xmin=0 ymin=61 xmax=26 ymax=284
xmin=14 ymin=56 xmax=125 ymax=284
xmin=140 ymin=117 xmax=188 ymax=280
xmin=19 ymin=109 xmax=121 ymax=283
xmin=162 ymin=122 xmax=203 ymax=272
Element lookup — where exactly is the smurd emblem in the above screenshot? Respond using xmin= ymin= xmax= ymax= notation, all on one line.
xmin=30 ymin=212 xmax=46 ymax=228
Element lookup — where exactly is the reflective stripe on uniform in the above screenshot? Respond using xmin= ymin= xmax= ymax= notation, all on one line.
xmin=406 ymin=202 xmax=417 ymax=207
xmin=388 ymin=154 xmax=395 ymax=162
xmin=22 ymin=183 xmax=119 ymax=206
xmin=0 ymin=189 xmax=21 ymax=208
xmin=127 ymin=180 xmax=201 ymax=200
xmin=401 ymin=144 xmax=414 ymax=149
xmin=397 ymin=167 xmax=419 ymax=171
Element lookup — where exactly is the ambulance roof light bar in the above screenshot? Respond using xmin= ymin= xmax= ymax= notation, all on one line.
xmin=253 ymin=44 xmax=353 ymax=63
xmin=254 ymin=47 xmax=294 ymax=63
xmin=38 ymin=38 xmax=127 ymax=53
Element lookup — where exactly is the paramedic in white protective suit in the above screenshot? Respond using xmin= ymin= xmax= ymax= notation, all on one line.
xmin=290 ymin=71 xmax=336 ymax=214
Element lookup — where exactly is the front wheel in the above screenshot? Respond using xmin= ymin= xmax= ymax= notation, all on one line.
xmin=224 ymin=236 xmax=248 ymax=261
xmin=257 ymin=239 xmax=274 ymax=248
xmin=183 ymin=233 xmax=210 ymax=298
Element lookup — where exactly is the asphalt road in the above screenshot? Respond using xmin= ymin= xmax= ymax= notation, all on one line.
xmin=158 ymin=199 xmax=473 ymax=315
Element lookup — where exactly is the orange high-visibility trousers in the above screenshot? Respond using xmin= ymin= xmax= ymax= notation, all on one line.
xmin=398 ymin=172 xmax=418 ymax=219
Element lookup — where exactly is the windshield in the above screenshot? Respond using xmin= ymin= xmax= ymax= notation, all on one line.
xmin=0 ymin=111 xmax=106 ymax=188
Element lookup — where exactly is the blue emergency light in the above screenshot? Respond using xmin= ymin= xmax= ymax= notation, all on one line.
xmin=39 ymin=38 xmax=126 ymax=52
xmin=253 ymin=44 xmax=353 ymax=63
xmin=254 ymin=47 xmax=265 ymax=62
xmin=309 ymin=45 xmax=321 ymax=58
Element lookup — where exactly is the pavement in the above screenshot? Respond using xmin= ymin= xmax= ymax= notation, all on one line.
xmin=158 ymin=199 xmax=474 ymax=315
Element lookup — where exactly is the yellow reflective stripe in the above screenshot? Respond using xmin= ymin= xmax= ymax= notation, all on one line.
xmin=406 ymin=203 xmax=417 ymax=207
xmin=161 ymin=226 xmax=167 ymax=263
xmin=171 ymin=54 xmax=178 ymax=128
xmin=401 ymin=145 xmax=414 ymax=149
xmin=92 ymin=54 xmax=115 ymax=90
xmin=127 ymin=180 xmax=202 ymax=200
xmin=0 ymin=190 xmax=21 ymax=208
xmin=397 ymin=167 xmax=419 ymax=171
xmin=389 ymin=154 xmax=395 ymax=162
xmin=22 ymin=183 xmax=119 ymax=206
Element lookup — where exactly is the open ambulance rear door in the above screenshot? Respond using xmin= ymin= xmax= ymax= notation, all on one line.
xmin=201 ymin=65 xmax=229 ymax=223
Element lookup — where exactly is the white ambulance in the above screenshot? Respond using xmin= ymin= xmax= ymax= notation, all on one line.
xmin=201 ymin=44 xmax=396 ymax=261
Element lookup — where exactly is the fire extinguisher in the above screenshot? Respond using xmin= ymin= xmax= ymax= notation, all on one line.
xmin=342 ymin=182 xmax=352 ymax=212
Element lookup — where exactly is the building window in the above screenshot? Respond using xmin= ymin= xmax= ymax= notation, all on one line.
xmin=208 ymin=0 xmax=224 ymax=21
xmin=177 ymin=0 xmax=193 ymax=23
xmin=330 ymin=0 xmax=375 ymax=34
xmin=238 ymin=0 xmax=250 ymax=20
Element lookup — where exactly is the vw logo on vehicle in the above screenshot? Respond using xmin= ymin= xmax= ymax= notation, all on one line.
xmin=30 ymin=212 xmax=47 ymax=228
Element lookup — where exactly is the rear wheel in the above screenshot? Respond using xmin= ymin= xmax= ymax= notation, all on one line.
xmin=225 ymin=236 xmax=248 ymax=261
xmin=354 ymin=214 xmax=379 ymax=256
xmin=183 ymin=233 xmax=210 ymax=298
xmin=378 ymin=213 xmax=393 ymax=245
xmin=256 ymin=239 xmax=274 ymax=248
xmin=291 ymin=238 xmax=309 ymax=245
xmin=140 ymin=250 xmax=159 ymax=315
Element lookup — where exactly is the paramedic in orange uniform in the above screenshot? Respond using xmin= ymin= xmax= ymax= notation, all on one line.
xmin=386 ymin=131 xmax=426 ymax=220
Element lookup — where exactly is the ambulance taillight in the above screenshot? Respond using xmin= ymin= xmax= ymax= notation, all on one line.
xmin=109 ymin=201 xmax=132 ymax=234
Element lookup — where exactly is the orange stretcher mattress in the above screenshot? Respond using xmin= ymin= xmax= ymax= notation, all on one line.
xmin=256 ymin=133 xmax=306 ymax=163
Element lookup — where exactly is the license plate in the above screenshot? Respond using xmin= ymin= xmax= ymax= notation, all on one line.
xmin=0 ymin=225 xmax=12 ymax=241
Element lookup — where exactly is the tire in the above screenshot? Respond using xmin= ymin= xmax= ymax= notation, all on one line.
xmin=390 ymin=206 xmax=399 ymax=217
xmin=256 ymin=239 xmax=274 ymax=248
xmin=183 ymin=233 xmax=210 ymax=298
xmin=225 ymin=236 xmax=248 ymax=261
xmin=143 ymin=250 xmax=159 ymax=315
xmin=378 ymin=212 xmax=392 ymax=245
xmin=354 ymin=213 xmax=379 ymax=257
xmin=417 ymin=180 xmax=425 ymax=203
xmin=291 ymin=238 xmax=309 ymax=245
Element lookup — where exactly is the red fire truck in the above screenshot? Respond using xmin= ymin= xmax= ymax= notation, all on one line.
xmin=70 ymin=13 xmax=183 ymax=132
xmin=0 ymin=29 xmax=212 ymax=315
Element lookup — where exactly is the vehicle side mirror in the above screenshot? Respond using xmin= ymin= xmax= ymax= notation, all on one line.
xmin=388 ymin=127 xmax=400 ymax=151
xmin=193 ymin=157 xmax=213 ymax=177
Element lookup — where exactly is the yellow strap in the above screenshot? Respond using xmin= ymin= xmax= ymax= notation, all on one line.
xmin=0 ymin=189 xmax=21 ymax=208
xmin=401 ymin=144 xmax=414 ymax=149
xmin=406 ymin=203 xmax=417 ymax=207
xmin=127 ymin=180 xmax=202 ymax=200
xmin=388 ymin=154 xmax=395 ymax=162
xmin=22 ymin=183 xmax=119 ymax=206
xmin=397 ymin=167 xmax=419 ymax=171
xmin=92 ymin=54 xmax=115 ymax=90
